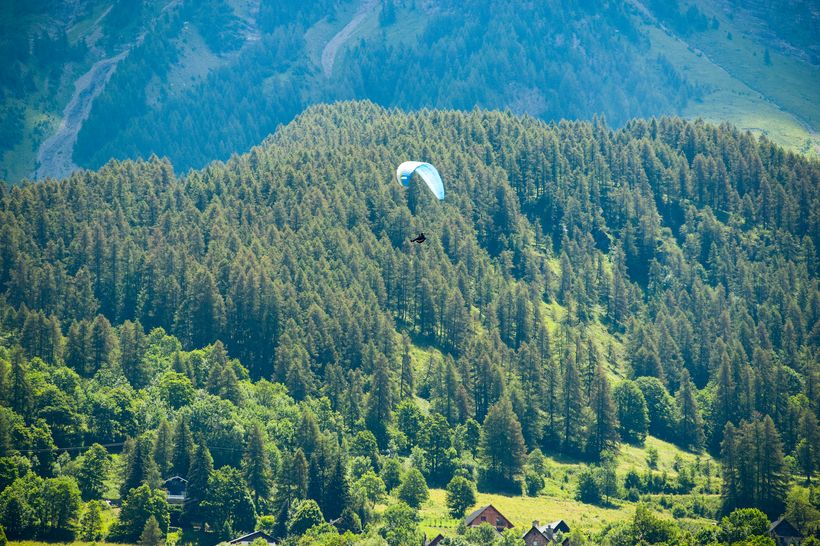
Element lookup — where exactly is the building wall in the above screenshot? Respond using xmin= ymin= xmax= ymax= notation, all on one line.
xmin=523 ymin=528 xmax=549 ymax=546
xmin=469 ymin=506 xmax=513 ymax=532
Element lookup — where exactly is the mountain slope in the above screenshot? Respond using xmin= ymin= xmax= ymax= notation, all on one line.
xmin=0 ymin=102 xmax=817 ymax=542
xmin=1 ymin=0 xmax=817 ymax=182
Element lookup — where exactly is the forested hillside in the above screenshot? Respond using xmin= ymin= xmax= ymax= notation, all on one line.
xmin=2 ymin=0 xmax=817 ymax=182
xmin=0 ymin=102 xmax=817 ymax=544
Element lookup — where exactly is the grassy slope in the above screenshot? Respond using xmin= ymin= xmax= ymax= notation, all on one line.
xmin=419 ymin=435 xmax=721 ymax=539
xmin=636 ymin=2 xmax=819 ymax=157
xmin=685 ymin=0 xmax=819 ymax=130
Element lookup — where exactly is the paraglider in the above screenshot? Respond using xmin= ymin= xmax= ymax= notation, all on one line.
xmin=396 ymin=161 xmax=444 ymax=245
xmin=395 ymin=161 xmax=445 ymax=200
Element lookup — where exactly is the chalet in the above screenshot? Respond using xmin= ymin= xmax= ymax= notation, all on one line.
xmin=464 ymin=504 xmax=514 ymax=533
xmin=522 ymin=519 xmax=571 ymax=546
xmin=769 ymin=517 xmax=801 ymax=546
xmin=162 ymin=476 xmax=188 ymax=505
xmin=425 ymin=533 xmax=445 ymax=546
xmin=229 ymin=530 xmax=276 ymax=545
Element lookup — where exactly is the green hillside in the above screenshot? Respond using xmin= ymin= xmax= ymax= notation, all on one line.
xmin=0 ymin=102 xmax=817 ymax=544
xmin=1 ymin=0 xmax=817 ymax=183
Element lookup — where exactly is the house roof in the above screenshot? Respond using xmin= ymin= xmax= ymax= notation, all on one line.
xmin=524 ymin=519 xmax=571 ymax=541
xmin=426 ymin=533 xmax=445 ymax=546
xmin=769 ymin=517 xmax=800 ymax=537
xmin=229 ymin=530 xmax=275 ymax=544
xmin=465 ymin=504 xmax=506 ymax=526
xmin=544 ymin=520 xmax=570 ymax=534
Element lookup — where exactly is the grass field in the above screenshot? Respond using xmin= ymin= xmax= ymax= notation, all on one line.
xmin=418 ymin=435 xmax=720 ymax=540
xmin=638 ymin=3 xmax=819 ymax=157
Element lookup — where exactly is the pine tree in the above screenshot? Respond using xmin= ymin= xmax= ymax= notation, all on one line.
xmin=676 ymin=369 xmax=704 ymax=451
xmin=561 ymin=350 xmax=583 ymax=455
xmin=720 ymin=422 xmax=739 ymax=512
xmin=613 ymin=380 xmax=649 ymax=444
xmin=138 ymin=515 xmax=164 ymax=546
xmin=185 ymin=439 xmax=214 ymax=521
xmin=172 ymin=418 xmax=194 ymax=478
xmin=586 ymin=362 xmax=619 ymax=460
xmin=89 ymin=314 xmax=116 ymax=375
xmin=9 ymin=350 xmax=32 ymax=420
xmin=480 ymin=397 xmax=526 ymax=490
xmin=121 ymin=435 xmax=160 ymax=497
xmin=295 ymin=410 xmax=321 ymax=459
xmin=243 ymin=423 xmax=273 ymax=505
xmin=365 ymin=355 xmax=393 ymax=448
xmin=120 ymin=320 xmax=148 ymax=388
xmin=758 ymin=416 xmax=788 ymax=515
xmin=796 ymin=409 xmax=819 ymax=484
xmin=153 ymin=419 xmax=174 ymax=477
xmin=713 ymin=348 xmax=736 ymax=450
xmin=399 ymin=336 xmax=414 ymax=399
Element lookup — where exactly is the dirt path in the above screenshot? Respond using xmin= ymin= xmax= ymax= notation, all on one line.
xmin=34 ymin=0 xmax=182 ymax=180
xmin=34 ymin=51 xmax=127 ymax=180
xmin=321 ymin=0 xmax=378 ymax=77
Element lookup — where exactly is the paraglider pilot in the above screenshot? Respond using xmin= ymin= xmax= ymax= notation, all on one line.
xmin=410 ymin=233 xmax=426 ymax=244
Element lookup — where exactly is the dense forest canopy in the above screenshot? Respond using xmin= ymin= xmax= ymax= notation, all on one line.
xmin=0 ymin=102 xmax=818 ymax=544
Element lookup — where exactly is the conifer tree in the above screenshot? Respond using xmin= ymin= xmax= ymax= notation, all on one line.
xmin=480 ymin=397 xmax=526 ymax=490
xmin=676 ymin=369 xmax=704 ymax=451
xmin=365 ymin=355 xmax=393 ymax=447
xmin=185 ymin=439 xmax=214 ymax=520
xmin=586 ymin=362 xmax=619 ymax=460
xmin=121 ymin=435 xmax=160 ymax=497
xmin=243 ymin=422 xmax=273 ymax=505
xmin=613 ymin=380 xmax=649 ymax=444
xmin=561 ymin=350 xmax=583 ymax=455
xmin=138 ymin=515 xmax=164 ymax=546
xmin=153 ymin=419 xmax=174 ymax=477
xmin=172 ymin=418 xmax=194 ymax=478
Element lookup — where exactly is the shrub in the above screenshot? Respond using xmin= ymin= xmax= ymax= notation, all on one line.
xmin=397 ymin=469 xmax=429 ymax=508
xmin=524 ymin=470 xmax=545 ymax=496
xmin=445 ymin=476 xmax=476 ymax=518
xmin=576 ymin=468 xmax=601 ymax=504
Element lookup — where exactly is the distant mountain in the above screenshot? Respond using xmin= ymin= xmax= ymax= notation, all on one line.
xmin=0 ymin=0 xmax=817 ymax=182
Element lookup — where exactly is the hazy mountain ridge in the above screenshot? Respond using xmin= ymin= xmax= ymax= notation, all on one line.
xmin=1 ymin=0 xmax=817 ymax=182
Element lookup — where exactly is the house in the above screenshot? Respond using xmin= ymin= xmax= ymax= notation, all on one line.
xmin=522 ymin=519 xmax=571 ymax=546
xmin=162 ymin=476 xmax=188 ymax=505
xmin=464 ymin=504 xmax=514 ymax=533
xmin=769 ymin=517 xmax=801 ymax=546
xmin=229 ymin=530 xmax=276 ymax=545
xmin=425 ymin=533 xmax=445 ymax=546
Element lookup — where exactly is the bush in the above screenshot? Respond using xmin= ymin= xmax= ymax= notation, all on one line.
xmin=397 ymin=468 xmax=429 ymax=508
xmin=445 ymin=476 xmax=476 ymax=518
xmin=720 ymin=508 xmax=770 ymax=544
xmin=671 ymin=504 xmax=687 ymax=519
xmin=524 ymin=470 xmax=545 ymax=496
xmin=381 ymin=457 xmax=403 ymax=491
xmin=576 ymin=468 xmax=601 ymax=504
xmin=287 ymin=499 xmax=324 ymax=536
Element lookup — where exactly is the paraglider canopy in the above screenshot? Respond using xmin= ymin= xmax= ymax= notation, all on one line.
xmin=396 ymin=161 xmax=445 ymax=200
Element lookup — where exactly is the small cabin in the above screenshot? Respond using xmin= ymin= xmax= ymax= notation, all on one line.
xmin=229 ymin=530 xmax=276 ymax=545
xmin=162 ymin=476 xmax=188 ymax=504
xmin=768 ymin=517 xmax=801 ymax=546
xmin=464 ymin=504 xmax=514 ymax=533
xmin=522 ymin=519 xmax=571 ymax=546
xmin=425 ymin=533 xmax=445 ymax=546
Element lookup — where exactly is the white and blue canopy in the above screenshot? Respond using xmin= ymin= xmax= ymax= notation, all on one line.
xmin=396 ymin=161 xmax=445 ymax=200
